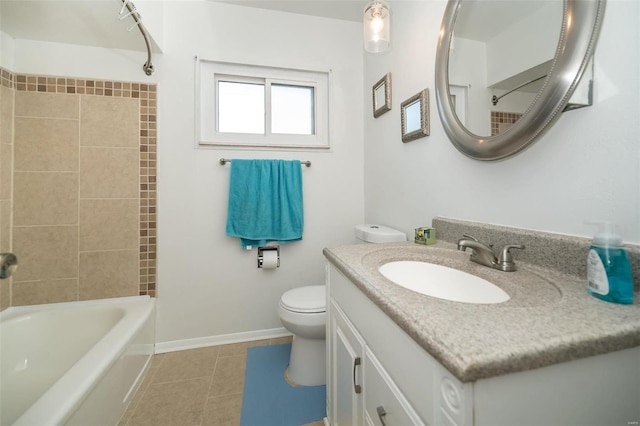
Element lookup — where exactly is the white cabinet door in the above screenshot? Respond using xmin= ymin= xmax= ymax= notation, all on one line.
xmin=364 ymin=347 xmax=425 ymax=426
xmin=330 ymin=300 xmax=365 ymax=426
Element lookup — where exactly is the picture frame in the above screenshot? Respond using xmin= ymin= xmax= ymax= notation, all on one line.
xmin=372 ymin=73 xmax=392 ymax=118
xmin=401 ymin=88 xmax=430 ymax=143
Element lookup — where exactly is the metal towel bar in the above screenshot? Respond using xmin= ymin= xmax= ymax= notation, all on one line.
xmin=219 ymin=158 xmax=311 ymax=167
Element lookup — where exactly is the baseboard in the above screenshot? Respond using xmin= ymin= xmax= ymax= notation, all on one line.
xmin=154 ymin=327 xmax=292 ymax=354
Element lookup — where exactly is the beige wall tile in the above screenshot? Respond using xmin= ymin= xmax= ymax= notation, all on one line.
xmin=80 ymin=147 xmax=138 ymax=198
xmin=79 ymin=250 xmax=138 ymax=300
xmin=1 ymin=143 xmax=11 ymax=200
xmin=80 ymin=96 xmax=139 ymax=148
xmin=1 ymin=86 xmax=14 ymax=146
xmin=13 ymin=172 xmax=78 ymax=226
xmin=15 ymin=91 xmax=79 ymax=119
xmin=80 ymin=199 xmax=138 ymax=251
xmin=0 ymin=279 xmax=9 ymax=311
xmin=12 ymin=225 xmax=78 ymax=281
xmin=0 ymin=200 xmax=10 ymax=252
xmin=11 ymin=278 xmax=77 ymax=305
xmin=14 ymin=117 xmax=79 ymax=172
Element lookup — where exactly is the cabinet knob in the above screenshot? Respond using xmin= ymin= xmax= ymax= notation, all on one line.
xmin=377 ymin=406 xmax=387 ymax=426
xmin=353 ymin=356 xmax=362 ymax=394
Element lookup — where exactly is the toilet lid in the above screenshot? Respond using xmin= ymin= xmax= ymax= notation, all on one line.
xmin=280 ymin=285 xmax=326 ymax=313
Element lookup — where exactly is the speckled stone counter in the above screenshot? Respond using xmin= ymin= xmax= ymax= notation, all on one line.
xmin=323 ymin=239 xmax=640 ymax=383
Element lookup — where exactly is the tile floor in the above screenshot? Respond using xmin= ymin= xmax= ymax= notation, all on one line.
xmin=119 ymin=336 xmax=325 ymax=426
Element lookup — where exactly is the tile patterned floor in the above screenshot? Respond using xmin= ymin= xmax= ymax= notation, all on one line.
xmin=119 ymin=337 xmax=325 ymax=426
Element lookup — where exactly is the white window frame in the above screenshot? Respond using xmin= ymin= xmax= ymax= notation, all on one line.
xmin=196 ymin=59 xmax=330 ymax=149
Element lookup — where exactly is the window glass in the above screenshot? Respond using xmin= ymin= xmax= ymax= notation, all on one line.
xmin=271 ymin=84 xmax=315 ymax=135
xmin=217 ymin=81 xmax=265 ymax=134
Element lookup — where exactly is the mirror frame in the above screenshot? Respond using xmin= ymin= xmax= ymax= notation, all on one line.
xmin=373 ymin=72 xmax=392 ymax=118
xmin=401 ymin=89 xmax=430 ymax=143
xmin=435 ymin=0 xmax=606 ymax=161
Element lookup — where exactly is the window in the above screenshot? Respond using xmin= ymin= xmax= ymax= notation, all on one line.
xmin=197 ymin=60 xmax=329 ymax=149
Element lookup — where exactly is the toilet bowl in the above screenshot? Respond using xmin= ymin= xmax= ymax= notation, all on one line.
xmin=278 ymin=285 xmax=326 ymax=386
xmin=277 ymin=224 xmax=405 ymax=387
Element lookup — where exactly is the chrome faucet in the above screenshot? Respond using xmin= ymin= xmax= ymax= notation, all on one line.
xmin=457 ymin=234 xmax=524 ymax=272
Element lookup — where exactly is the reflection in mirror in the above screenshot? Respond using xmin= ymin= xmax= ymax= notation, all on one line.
xmin=401 ymin=89 xmax=430 ymax=143
xmin=372 ymin=73 xmax=392 ymax=118
xmin=405 ymin=101 xmax=421 ymax=133
xmin=448 ymin=0 xmax=562 ymax=137
xmin=449 ymin=85 xmax=467 ymax=126
xmin=435 ymin=0 xmax=606 ymax=160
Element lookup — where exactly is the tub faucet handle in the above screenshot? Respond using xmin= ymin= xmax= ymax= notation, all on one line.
xmin=0 ymin=253 xmax=17 ymax=279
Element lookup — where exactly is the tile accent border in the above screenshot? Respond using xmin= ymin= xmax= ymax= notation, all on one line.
xmin=1 ymin=67 xmax=157 ymax=297
xmin=490 ymin=111 xmax=523 ymax=136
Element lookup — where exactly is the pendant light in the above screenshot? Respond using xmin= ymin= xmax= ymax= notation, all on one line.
xmin=363 ymin=0 xmax=390 ymax=53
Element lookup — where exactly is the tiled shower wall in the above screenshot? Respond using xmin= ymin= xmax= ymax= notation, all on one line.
xmin=0 ymin=71 xmax=13 ymax=310
xmin=0 ymin=67 xmax=156 ymax=309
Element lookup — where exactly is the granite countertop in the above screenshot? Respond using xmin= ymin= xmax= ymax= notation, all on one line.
xmin=323 ymin=241 xmax=640 ymax=383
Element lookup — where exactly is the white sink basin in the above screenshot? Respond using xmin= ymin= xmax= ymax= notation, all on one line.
xmin=379 ymin=261 xmax=510 ymax=304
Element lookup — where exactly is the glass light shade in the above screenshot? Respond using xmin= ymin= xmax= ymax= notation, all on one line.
xmin=363 ymin=0 xmax=390 ymax=53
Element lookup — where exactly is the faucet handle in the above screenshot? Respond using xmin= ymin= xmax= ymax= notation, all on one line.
xmin=461 ymin=234 xmax=493 ymax=248
xmin=498 ymin=244 xmax=525 ymax=271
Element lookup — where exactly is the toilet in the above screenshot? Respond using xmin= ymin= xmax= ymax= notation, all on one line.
xmin=278 ymin=285 xmax=327 ymax=386
xmin=278 ymin=224 xmax=406 ymax=387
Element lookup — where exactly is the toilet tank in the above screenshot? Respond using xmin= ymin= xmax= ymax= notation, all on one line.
xmin=354 ymin=224 xmax=406 ymax=243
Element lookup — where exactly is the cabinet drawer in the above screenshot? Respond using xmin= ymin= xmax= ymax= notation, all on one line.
xmin=364 ymin=347 xmax=425 ymax=426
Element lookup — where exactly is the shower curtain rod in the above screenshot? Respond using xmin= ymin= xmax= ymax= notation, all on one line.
xmin=219 ymin=158 xmax=312 ymax=167
xmin=491 ymin=74 xmax=546 ymax=106
xmin=120 ymin=0 xmax=154 ymax=76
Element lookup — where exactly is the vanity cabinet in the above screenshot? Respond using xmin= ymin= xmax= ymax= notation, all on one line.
xmin=330 ymin=299 xmax=425 ymax=426
xmin=327 ymin=262 xmax=471 ymax=426
xmin=325 ymin=261 xmax=640 ymax=426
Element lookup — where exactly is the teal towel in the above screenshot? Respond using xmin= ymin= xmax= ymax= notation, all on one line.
xmin=226 ymin=159 xmax=304 ymax=249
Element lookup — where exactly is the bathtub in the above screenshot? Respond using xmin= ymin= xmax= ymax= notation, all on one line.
xmin=0 ymin=296 xmax=155 ymax=426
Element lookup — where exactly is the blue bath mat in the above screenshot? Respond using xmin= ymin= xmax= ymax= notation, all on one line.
xmin=241 ymin=343 xmax=326 ymax=426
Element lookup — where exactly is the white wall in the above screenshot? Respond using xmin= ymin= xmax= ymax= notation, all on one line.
xmin=153 ymin=2 xmax=364 ymax=346
xmin=364 ymin=0 xmax=640 ymax=244
xmin=8 ymin=2 xmax=364 ymax=347
xmin=9 ymin=0 xmax=637 ymax=347
xmin=11 ymin=38 xmax=156 ymax=84
xmin=1 ymin=31 xmax=15 ymax=69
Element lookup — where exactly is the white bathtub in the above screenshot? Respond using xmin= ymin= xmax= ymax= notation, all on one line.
xmin=0 ymin=296 xmax=155 ymax=426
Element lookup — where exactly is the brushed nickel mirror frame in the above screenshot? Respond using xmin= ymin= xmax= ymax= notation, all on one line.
xmin=401 ymin=88 xmax=430 ymax=143
xmin=373 ymin=72 xmax=392 ymax=118
xmin=435 ymin=0 xmax=606 ymax=161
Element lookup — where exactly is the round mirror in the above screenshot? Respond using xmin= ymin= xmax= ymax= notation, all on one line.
xmin=435 ymin=0 xmax=606 ymax=161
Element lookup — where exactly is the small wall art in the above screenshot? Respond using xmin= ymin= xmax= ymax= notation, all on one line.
xmin=401 ymin=88 xmax=430 ymax=143
xmin=372 ymin=73 xmax=392 ymax=118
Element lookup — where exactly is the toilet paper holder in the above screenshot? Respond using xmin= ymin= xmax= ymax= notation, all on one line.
xmin=257 ymin=244 xmax=280 ymax=268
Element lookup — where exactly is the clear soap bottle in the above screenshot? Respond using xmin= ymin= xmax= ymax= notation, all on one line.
xmin=587 ymin=222 xmax=634 ymax=304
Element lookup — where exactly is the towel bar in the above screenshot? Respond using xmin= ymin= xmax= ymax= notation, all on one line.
xmin=219 ymin=158 xmax=311 ymax=167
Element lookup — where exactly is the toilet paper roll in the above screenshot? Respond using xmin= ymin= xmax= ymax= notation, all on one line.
xmin=261 ymin=250 xmax=279 ymax=269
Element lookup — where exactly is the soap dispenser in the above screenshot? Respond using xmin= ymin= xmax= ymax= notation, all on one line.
xmin=586 ymin=222 xmax=634 ymax=304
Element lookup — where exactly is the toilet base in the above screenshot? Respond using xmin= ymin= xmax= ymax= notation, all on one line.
xmin=286 ymin=336 xmax=326 ymax=386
